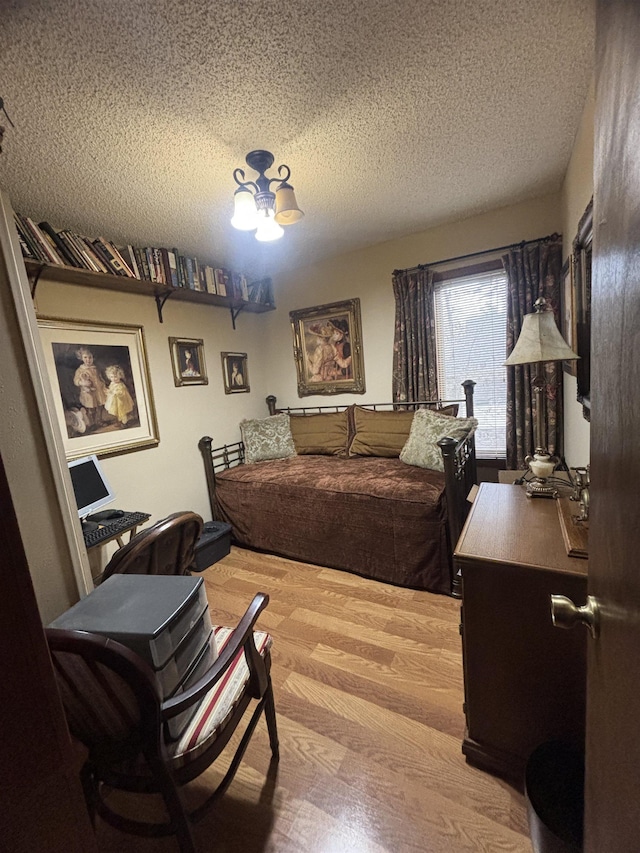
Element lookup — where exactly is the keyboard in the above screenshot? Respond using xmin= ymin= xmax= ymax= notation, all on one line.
xmin=83 ymin=511 xmax=151 ymax=548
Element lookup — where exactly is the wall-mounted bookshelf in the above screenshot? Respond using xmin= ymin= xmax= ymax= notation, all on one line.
xmin=16 ymin=214 xmax=275 ymax=328
xmin=25 ymin=260 xmax=275 ymax=327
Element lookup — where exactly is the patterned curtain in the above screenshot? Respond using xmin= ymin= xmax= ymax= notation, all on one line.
xmin=503 ymin=236 xmax=564 ymax=468
xmin=392 ymin=266 xmax=438 ymax=403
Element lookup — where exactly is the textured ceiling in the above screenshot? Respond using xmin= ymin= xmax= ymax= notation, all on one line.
xmin=0 ymin=0 xmax=594 ymax=279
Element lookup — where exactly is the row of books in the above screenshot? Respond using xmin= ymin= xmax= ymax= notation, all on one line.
xmin=14 ymin=213 xmax=274 ymax=305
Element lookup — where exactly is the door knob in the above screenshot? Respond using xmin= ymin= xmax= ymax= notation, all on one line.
xmin=550 ymin=594 xmax=600 ymax=639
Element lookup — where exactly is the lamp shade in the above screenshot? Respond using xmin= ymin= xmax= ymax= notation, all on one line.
xmin=231 ymin=187 xmax=258 ymax=231
xmin=504 ymin=299 xmax=579 ymax=366
xmin=274 ymin=182 xmax=304 ymax=225
xmin=255 ymin=209 xmax=284 ymax=242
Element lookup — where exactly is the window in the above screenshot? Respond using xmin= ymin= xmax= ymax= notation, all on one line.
xmin=433 ymin=267 xmax=507 ymax=458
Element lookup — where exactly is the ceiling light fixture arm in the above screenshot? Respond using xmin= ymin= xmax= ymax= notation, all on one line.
xmin=233 ymin=150 xmax=291 ymax=194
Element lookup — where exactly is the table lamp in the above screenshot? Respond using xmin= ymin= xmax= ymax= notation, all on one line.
xmin=504 ymin=297 xmax=579 ymax=497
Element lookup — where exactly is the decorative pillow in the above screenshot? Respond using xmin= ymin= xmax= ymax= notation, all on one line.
xmin=240 ymin=413 xmax=296 ymax=464
xmin=349 ymin=407 xmax=415 ymax=457
xmin=289 ymin=410 xmax=351 ymax=456
xmin=437 ymin=403 xmax=459 ymax=418
xmin=399 ymin=408 xmax=478 ymax=472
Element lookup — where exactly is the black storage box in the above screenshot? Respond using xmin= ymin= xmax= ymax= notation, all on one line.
xmin=193 ymin=521 xmax=232 ymax=571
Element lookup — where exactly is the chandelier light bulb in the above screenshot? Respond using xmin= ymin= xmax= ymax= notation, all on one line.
xmin=255 ymin=209 xmax=284 ymax=242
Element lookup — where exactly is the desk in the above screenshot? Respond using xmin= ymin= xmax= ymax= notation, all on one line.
xmin=83 ymin=512 xmax=151 ymax=551
xmin=454 ymin=483 xmax=588 ymax=786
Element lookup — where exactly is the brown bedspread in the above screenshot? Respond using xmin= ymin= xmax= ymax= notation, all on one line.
xmin=214 ymin=455 xmax=451 ymax=593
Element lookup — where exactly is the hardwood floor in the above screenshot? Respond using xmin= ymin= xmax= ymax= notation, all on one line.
xmin=96 ymin=547 xmax=532 ymax=852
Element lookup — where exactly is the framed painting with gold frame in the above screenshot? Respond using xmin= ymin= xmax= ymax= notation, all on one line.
xmin=37 ymin=316 xmax=159 ymax=459
xmin=289 ymin=298 xmax=365 ymax=397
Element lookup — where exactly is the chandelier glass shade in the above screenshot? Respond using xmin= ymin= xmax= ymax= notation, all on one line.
xmin=231 ymin=150 xmax=304 ymax=242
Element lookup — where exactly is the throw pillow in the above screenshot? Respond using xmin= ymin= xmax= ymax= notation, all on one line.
xmin=289 ymin=409 xmax=351 ymax=456
xmin=240 ymin=413 xmax=296 ymax=464
xmin=399 ymin=408 xmax=478 ymax=472
xmin=437 ymin=403 xmax=459 ymax=417
xmin=349 ymin=407 xmax=415 ymax=457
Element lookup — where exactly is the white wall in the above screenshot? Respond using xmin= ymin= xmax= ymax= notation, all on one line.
xmin=33 ymin=273 xmax=271 ymax=579
xmin=561 ymin=80 xmax=594 ymax=467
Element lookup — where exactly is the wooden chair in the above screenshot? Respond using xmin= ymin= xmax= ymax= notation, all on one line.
xmin=46 ymin=593 xmax=279 ymax=853
xmin=101 ymin=511 xmax=203 ymax=581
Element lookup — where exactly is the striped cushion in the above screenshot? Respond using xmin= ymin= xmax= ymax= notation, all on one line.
xmin=166 ymin=627 xmax=272 ymax=769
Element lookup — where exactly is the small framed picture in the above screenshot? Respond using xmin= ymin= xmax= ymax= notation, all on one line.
xmin=221 ymin=352 xmax=249 ymax=394
xmin=169 ymin=337 xmax=208 ymax=386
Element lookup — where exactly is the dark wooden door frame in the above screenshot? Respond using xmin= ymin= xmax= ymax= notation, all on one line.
xmin=0 ymin=453 xmax=97 ymax=852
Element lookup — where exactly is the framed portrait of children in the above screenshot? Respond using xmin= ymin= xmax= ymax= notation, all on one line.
xmin=169 ymin=337 xmax=208 ymax=387
xmin=221 ymin=352 xmax=249 ymax=394
xmin=289 ymin=298 xmax=365 ymax=396
xmin=37 ymin=317 xmax=159 ymax=459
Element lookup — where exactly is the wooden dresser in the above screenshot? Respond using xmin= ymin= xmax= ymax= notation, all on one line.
xmin=454 ymin=482 xmax=588 ymax=787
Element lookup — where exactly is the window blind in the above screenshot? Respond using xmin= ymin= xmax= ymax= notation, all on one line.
xmin=433 ymin=269 xmax=507 ymax=458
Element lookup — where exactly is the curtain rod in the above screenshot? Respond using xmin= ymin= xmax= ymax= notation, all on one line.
xmin=394 ymin=232 xmax=561 ymax=276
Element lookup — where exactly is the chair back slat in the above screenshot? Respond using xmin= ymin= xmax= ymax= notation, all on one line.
xmin=102 ymin=512 xmax=203 ymax=580
xmin=46 ymin=629 xmax=162 ymax=761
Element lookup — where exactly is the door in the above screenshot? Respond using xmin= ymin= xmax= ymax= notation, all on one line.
xmin=585 ymin=2 xmax=640 ymax=849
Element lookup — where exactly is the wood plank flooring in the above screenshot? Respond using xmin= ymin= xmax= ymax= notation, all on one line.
xmin=95 ymin=547 xmax=532 ymax=852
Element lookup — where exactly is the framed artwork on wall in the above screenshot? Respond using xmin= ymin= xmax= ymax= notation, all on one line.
xmin=560 ymin=255 xmax=578 ymax=377
xmin=169 ymin=337 xmax=208 ymax=387
xmin=37 ymin=316 xmax=159 ymax=459
xmin=221 ymin=352 xmax=249 ymax=394
xmin=289 ymin=297 xmax=365 ymax=396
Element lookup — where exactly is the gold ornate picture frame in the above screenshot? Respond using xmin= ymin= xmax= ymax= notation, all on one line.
xmin=560 ymin=255 xmax=578 ymax=377
xmin=290 ymin=298 xmax=365 ymax=396
xmin=169 ymin=337 xmax=208 ymax=386
xmin=37 ymin=316 xmax=159 ymax=459
xmin=221 ymin=351 xmax=249 ymax=394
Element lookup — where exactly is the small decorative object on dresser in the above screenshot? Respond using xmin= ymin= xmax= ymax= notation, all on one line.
xmin=37 ymin=316 xmax=159 ymax=459
xmin=290 ymin=298 xmax=365 ymax=396
xmin=221 ymin=352 xmax=249 ymax=393
xmin=169 ymin=337 xmax=207 ymax=386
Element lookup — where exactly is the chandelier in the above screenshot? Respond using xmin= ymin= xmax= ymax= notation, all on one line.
xmin=231 ymin=150 xmax=304 ymax=242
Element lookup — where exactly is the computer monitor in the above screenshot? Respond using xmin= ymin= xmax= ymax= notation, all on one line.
xmin=68 ymin=454 xmax=115 ymax=519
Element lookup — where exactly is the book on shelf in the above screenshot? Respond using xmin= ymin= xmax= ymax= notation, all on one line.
xmin=58 ymin=230 xmax=95 ymax=270
xmin=167 ymin=250 xmax=179 ymax=288
xmin=214 ymin=268 xmax=229 ymax=297
xmin=24 ymin=217 xmax=64 ymax=265
xmin=247 ymin=277 xmax=274 ymax=305
xmin=185 ymin=256 xmax=196 ymax=290
xmin=204 ymin=265 xmax=217 ymax=295
xmin=120 ymin=245 xmax=141 ymax=279
xmin=14 ymin=222 xmax=39 ymax=260
xmin=14 ymin=215 xmax=48 ymax=261
xmin=93 ymin=238 xmax=131 ymax=276
xmin=133 ymin=246 xmax=151 ymax=280
xmin=106 ymin=241 xmax=135 ymax=277
xmin=38 ymin=222 xmax=79 ymax=268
